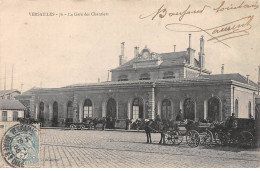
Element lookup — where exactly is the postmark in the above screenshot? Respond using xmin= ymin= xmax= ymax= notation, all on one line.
xmin=1 ymin=124 xmax=40 ymax=168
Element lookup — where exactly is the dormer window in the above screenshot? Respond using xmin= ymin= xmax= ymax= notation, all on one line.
xmin=163 ymin=71 xmax=175 ymax=79
xmin=118 ymin=75 xmax=128 ymax=81
xmin=139 ymin=73 xmax=150 ymax=80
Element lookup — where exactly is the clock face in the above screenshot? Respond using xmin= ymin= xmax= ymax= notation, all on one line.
xmin=142 ymin=51 xmax=150 ymax=59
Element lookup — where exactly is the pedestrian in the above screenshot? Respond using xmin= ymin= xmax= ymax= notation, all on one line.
xmin=125 ymin=117 xmax=131 ymax=130
xmin=144 ymin=119 xmax=152 ymax=143
xmin=176 ymin=109 xmax=182 ymax=121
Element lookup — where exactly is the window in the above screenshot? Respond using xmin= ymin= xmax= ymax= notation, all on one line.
xmin=132 ymin=98 xmax=143 ymax=119
xmin=163 ymin=71 xmax=175 ymax=79
xmin=67 ymin=101 xmax=73 ymax=119
xmin=162 ymin=99 xmax=171 ymax=119
xmin=118 ymin=75 xmax=128 ymax=81
xmin=83 ymin=99 xmax=93 ymax=118
xmin=2 ymin=111 xmax=7 ymax=121
xmin=133 ymin=106 xmax=139 ymax=120
xmin=139 ymin=73 xmax=150 ymax=80
xmin=13 ymin=111 xmax=18 ymax=121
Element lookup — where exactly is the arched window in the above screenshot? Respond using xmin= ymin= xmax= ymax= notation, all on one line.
xmin=118 ymin=75 xmax=128 ymax=81
xmin=163 ymin=71 xmax=175 ymax=79
xmin=208 ymin=97 xmax=220 ymax=121
xmin=107 ymin=98 xmax=117 ymax=118
xmin=67 ymin=101 xmax=73 ymax=119
xmin=139 ymin=73 xmax=150 ymax=80
xmin=248 ymin=101 xmax=252 ymax=118
xmin=184 ymin=98 xmax=195 ymax=120
xmin=235 ymin=99 xmax=238 ymax=117
xmin=132 ymin=98 xmax=144 ymax=119
xmin=83 ymin=99 xmax=93 ymax=118
xmin=162 ymin=99 xmax=171 ymax=120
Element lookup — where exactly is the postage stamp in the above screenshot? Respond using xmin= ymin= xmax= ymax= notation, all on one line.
xmin=1 ymin=124 xmax=40 ymax=168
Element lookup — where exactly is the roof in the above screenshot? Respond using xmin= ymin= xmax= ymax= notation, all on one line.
xmin=200 ymin=73 xmax=257 ymax=87
xmin=0 ymin=89 xmax=21 ymax=97
xmin=0 ymin=99 xmax=26 ymax=110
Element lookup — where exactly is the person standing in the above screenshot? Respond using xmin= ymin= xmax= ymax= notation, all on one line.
xmin=176 ymin=109 xmax=182 ymax=121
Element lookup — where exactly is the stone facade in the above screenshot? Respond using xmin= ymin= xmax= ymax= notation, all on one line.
xmin=15 ymin=35 xmax=258 ymax=127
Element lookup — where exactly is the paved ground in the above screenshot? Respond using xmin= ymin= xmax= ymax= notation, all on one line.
xmin=1 ymin=128 xmax=260 ymax=168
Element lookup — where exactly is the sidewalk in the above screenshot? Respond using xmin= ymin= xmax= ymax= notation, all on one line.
xmin=41 ymin=127 xmax=145 ymax=132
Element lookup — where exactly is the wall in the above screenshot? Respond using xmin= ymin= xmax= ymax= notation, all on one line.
xmin=0 ymin=110 xmax=24 ymax=122
xmin=232 ymin=86 xmax=255 ymax=118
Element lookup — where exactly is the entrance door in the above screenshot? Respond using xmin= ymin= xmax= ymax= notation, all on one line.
xmin=208 ymin=97 xmax=220 ymax=121
xmin=107 ymin=98 xmax=116 ymax=118
xmin=184 ymin=98 xmax=195 ymax=120
xmin=106 ymin=98 xmax=117 ymax=129
xmin=53 ymin=102 xmax=58 ymax=126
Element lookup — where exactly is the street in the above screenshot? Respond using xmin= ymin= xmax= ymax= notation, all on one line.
xmin=1 ymin=128 xmax=260 ymax=167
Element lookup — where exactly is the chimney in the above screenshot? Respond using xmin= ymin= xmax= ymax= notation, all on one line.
xmin=199 ymin=36 xmax=205 ymax=71
xmin=187 ymin=34 xmax=194 ymax=65
xmin=119 ymin=42 xmax=127 ymax=66
xmin=174 ymin=45 xmax=176 ymax=52
xmin=121 ymin=42 xmax=125 ymax=56
xmin=98 ymin=78 xmax=100 ymax=83
xmin=221 ymin=64 xmax=224 ymax=74
xmin=189 ymin=34 xmax=191 ymax=49
xmin=246 ymin=75 xmax=250 ymax=84
xmin=134 ymin=46 xmax=139 ymax=58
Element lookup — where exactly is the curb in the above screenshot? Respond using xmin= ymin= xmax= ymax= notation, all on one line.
xmin=40 ymin=127 xmax=145 ymax=132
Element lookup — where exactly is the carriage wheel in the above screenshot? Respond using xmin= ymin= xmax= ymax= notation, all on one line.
xmin=165 ymin=133 xmax=174 ymax=145
xmin=186 ymin=130 xmax=200 ymax=148
xmin=200 ymin=130 xmax=213 ymax=146
xmin=172 ymin=131 xmax=183 ymax=145
xmin=80 ymin=124 xmax=85 ymax=130
xmin=215 ymin=132 xmax=228 ymax=146
xmin=238 ymin=131 xmax=254 ymax=148
xmin=70 ymin=124 xmax=76 ymax=130
xmin=88 ymin=123 xmax=94 ymax=129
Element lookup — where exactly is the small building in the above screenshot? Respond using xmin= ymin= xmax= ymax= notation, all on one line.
xmin=0 ymin=89 xmax=21 ymax=100
xmin=0 ymin=99 xmax=26 ymax=122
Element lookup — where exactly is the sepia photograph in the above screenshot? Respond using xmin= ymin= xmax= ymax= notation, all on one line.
xmin=0 ymin=0 xmax=259 ymax=168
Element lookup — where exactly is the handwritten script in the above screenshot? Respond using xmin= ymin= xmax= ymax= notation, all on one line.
xmin=139 ymin=0 xmax=258 ymax=47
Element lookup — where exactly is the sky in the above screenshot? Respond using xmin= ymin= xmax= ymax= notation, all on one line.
xmin=0 ymin=0 xmax=259 ymax=92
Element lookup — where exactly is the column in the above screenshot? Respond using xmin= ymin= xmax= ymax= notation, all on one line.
xmin=35 ymin=103 xmax=39 ymax=120
xmin=116 ymin=101 xmax=119 ymax=119
xmin=44 ymin=103 xmax=49 ymax=121
xmin=102 ymin=101 xmax=106 ymax=117
xmin=180 ymin=100 xmax=184 ymax=113
xmin=49 ymin=103 xmax=53 ymax=121
xmin=151 ymin=86 xmax=155 ymax=119
xmin=73 ymin=93 xmax=79 ymax=123
xmin=79 ymin=102 xmax=83 ymax=122
xmin=204 ymin=100 xmax=208 ymax=120
xmin=157 ymin=100 xmax=161 ymax=118
xmin=127 ymin=101 xmax=131 ymax=119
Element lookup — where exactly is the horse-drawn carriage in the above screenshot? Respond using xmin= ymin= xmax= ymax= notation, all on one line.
xmin=142 ymin=117 xmax=257 ymax=148
xmin=213 ymin=118 xmax=256 ymax=147
xmin=65 ymin=117 xmax=106 ymax=130
xmin=162 ymin=120 xmax=214 ymax=147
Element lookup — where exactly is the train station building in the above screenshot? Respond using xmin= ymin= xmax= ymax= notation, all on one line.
xmin=15 ymin=35 xmax=259 ymax=127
